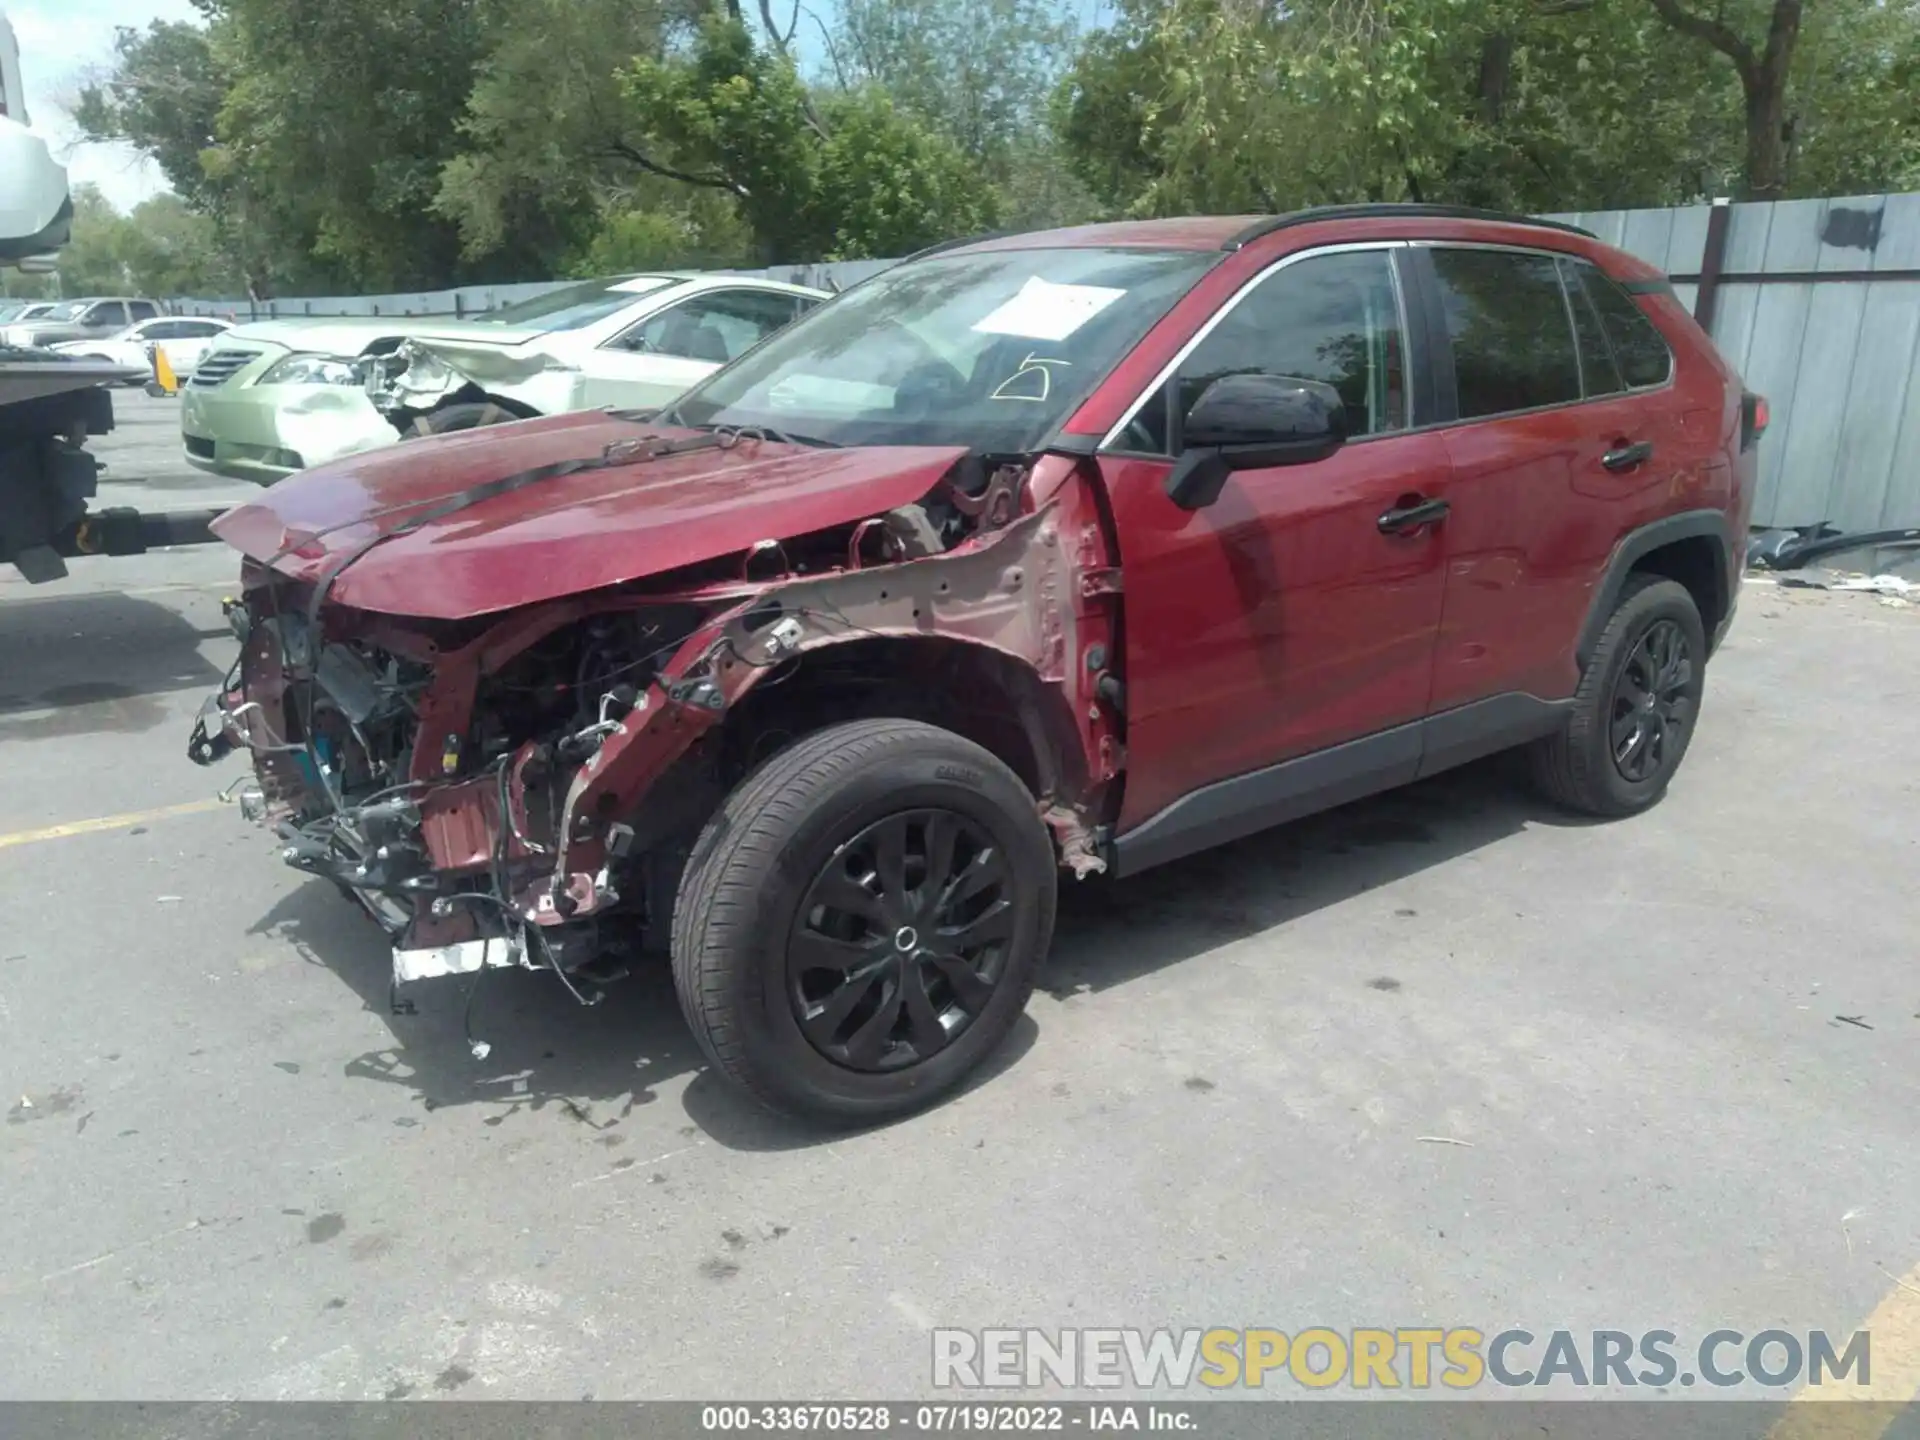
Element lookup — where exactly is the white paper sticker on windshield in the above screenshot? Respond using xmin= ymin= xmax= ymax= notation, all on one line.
xmin=971 ymin=277 xmax=1125 ymax=342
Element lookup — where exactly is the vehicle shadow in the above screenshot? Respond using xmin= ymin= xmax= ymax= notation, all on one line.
xmin=0 ymin=592 xmax=228 ymax=741
xmin=254 ymin=752 xmax=1593 ymax=1151
xmin=1044 ymin=751 xmax=1596 ymax=999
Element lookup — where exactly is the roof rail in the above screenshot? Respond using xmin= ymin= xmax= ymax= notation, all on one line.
xmin=900 ymin=231 xmax=1013 ymax=263
xmin=1222 ymin=204 xmax=1596 ymax=251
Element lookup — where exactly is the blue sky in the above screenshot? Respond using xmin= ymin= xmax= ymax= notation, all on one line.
xmin=8 ymin=0 xmax=201 ymax=210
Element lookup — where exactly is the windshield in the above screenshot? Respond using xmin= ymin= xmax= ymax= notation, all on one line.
xmin=483 ymin=275 xmax=673 ymax=331
xmin=670 ymin=248 xmax=1216 ymax=450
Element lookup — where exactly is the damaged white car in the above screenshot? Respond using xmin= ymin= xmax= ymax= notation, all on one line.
xmin=180 ymin=272 xmax=829 ymax=485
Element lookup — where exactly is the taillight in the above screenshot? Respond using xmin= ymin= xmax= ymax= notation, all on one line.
xmin=1741 ymin=392 xmax=1769 ymax=452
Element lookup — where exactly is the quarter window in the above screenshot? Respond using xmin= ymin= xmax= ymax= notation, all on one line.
xmin=1579 ymin=268 xmax=1673 ymax=388
xmin=1430 ymin=248 xmax=1581 ymax=419
xmin=1127 ymin=249 xmax=1407 ymax=453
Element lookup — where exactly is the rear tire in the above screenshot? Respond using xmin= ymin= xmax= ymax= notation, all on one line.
xmin=671 ymin=719 xmax=1056 ymax=1125
xmin=1530 ymin=574 xmax=1706 ymax=816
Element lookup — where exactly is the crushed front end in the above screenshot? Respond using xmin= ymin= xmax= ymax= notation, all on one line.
xmin=186 ymin=432 xmax=1122 ymax=1013
xmin=190 ymin=563 xmax=727 ymax=996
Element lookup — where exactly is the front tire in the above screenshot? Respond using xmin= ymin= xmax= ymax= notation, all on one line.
xmin=1530 ymin=574 xmax=1707 ymax=816
xmin=409 ymin=400 xmax=522 ymax=437
xmin=671 ymin=720 xmax=1057 ymax=1124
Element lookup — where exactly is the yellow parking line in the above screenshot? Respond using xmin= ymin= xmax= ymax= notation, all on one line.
xmin=1767 ymin=1259 xmax=1920 ymax=1438
xmin=0 ymin=798 xmax=225 ymax=851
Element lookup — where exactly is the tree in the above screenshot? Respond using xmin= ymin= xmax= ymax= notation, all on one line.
xmin=1774 ymin=0 xmax=1920 ymax=198
xmin=836 ymin=0 xmax=1095 ymax=231
xmin=210 ymin=0 xmax=502 ymax=290
xmin=618 ymin=16 xmax=998 ymax=262
xmin=73 ymin=17 xmax=301 ymax=298
xmin=435 ymin=0 xmax=709 ymax=265
xmin=1645 ymin=0 xmax=1800 ymax=200
xmin=116 ymin=194 xmax=247 ymax=297
xmin=1057 ymin=0 xmax=1747 ymax=217
xmin=48 ymin=186 xmax=134 ymax=295
xmin=837 ymin=0 xmax=1072 ymax=160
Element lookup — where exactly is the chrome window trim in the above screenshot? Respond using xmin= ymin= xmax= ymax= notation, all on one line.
xmin=1097 ymin=240 xmax=1409 ymax=454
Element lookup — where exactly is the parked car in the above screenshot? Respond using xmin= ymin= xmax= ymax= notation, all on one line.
xmin=179 ymin=272 xmax=828 ymax=484
xmin=49 ymin=314 xmax=233 ymax=383
xmin=189 ymin=205 xmax=1762 ymax=1123
xmin=1 ymin=296 xmax=165 ymax=348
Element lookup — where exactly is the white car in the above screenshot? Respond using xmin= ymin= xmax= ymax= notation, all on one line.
xmin=49 ymin=315 xmax=234 ymax=382
xmin=180 ymin=273 xmax=829 ymax=484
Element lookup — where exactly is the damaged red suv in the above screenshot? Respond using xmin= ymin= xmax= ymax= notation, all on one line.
xmin=191 ymin=205 xmax=1762 ymax=1122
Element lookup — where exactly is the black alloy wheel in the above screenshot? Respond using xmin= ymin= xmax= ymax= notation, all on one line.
xmin=1529 ymin=574 xmax=1708 ymax=817
xmin=788 ymin=809 xmax=1013 ymax=1073
xmin=1610 ymin=618 xmax=1694 ymax=783
xmin=671 ymin=719 xmax=1057 ymax=1123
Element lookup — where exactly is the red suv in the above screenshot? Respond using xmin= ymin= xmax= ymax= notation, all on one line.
xmin=190 ymin=205 xmax=1762 ymax=1123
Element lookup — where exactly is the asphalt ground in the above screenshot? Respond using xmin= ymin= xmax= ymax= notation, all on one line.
xmin=1 ymin=395 xmax=1917 ymax=1418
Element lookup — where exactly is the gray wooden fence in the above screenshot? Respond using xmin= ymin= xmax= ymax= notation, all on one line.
xmin=178 ymin=192 xmax=1920 ymax=567
xmin=1547 ymin=193 xmax=1920 ymax=563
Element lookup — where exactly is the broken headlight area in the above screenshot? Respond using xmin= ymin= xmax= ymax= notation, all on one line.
xmin=196 ymin=581 xmax=711 ymax=1001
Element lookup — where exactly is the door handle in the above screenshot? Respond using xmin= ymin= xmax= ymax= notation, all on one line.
xmin=1377 ymin=496 xmax=1450 ymax=534
xmin=1602 ymin=440 xmax=1655 ymax=472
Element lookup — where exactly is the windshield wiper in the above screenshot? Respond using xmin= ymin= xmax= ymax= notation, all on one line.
xmin=668 ymin=416 xmax=842 ymax=449
xmin=736 ymin=424 xmax=842 ymax=450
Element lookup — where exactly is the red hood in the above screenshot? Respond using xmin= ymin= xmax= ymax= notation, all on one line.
xmin=211 ymin=411 xmax=968 ymax=620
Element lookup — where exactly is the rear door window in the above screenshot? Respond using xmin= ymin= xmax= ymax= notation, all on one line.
xmin=127 ymin=300 xmax=161 ymax=321
xmin=1429 ymin=248 xmax=1581 ymax=419
xmin=1579 ymin=269 xmax=1674 ymax=388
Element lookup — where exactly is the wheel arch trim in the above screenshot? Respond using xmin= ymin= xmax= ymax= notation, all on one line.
xmin=1576 ymin=509 xmax=1730 ymax=671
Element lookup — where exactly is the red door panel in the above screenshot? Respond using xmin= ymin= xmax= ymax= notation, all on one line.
xmin=1107 ymin=434 xmax=1451 ymax=830
xmin=1431 ymin=395 xmax=1719 ymax=712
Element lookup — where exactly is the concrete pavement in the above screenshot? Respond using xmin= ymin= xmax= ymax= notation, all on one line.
xmin=1 ymin=434 xmax=1917 ymax=1405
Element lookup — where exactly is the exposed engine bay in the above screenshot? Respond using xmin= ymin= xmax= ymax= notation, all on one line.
xmin=188 ymin=431 xmax=1119 ymax=1036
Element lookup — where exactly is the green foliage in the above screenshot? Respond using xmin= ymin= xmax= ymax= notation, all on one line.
xmin=1784 ymin=0 xmax=1920 ymax=198
xmin=562 ymin=192 xmax=754 ymax=277
xmin=434 ymin=0 xmax=707 ymax=262
xmin=619 ymin=17 xmax=998 ymax=263
xmin=212 ymin=0 xmax=496 ymax=290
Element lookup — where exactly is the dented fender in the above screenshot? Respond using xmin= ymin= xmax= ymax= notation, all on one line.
xmin=537 ymin=488 xmax=1122 ymax=916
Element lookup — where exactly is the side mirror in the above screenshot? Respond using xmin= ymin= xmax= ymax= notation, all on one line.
xmin=1164 ymin=373 xmax=1349 ymax=511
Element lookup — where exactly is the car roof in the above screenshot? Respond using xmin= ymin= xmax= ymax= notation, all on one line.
xmin=932 ymin=205 xmax=1598 ymax=257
